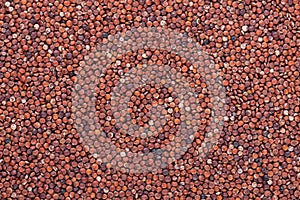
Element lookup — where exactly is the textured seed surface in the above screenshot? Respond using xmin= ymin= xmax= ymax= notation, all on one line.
xmin=0 ymin=0 xmax=299 ymax=199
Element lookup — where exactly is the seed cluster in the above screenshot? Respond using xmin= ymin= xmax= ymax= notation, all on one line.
xmin=105 ymin=82 xmax=183 ymax=153
xmin=1 ymin=0 xmax=300 ymax=199
xmin=73 ymin=35 xmax=214 ymax=173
